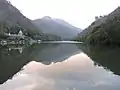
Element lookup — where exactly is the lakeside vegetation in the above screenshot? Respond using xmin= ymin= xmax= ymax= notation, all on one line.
xmin=0 ymin=23 xmax=62 ymax=42
xmin=75 ymin=7 xmax=120 ymax=46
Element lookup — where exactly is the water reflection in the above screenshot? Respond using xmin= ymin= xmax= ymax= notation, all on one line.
xmin=78 ymin=45 xmax=120 ymax=76
xmin=0 ymin=44 xmax=81 ymax=84
xmin=1 ymin=44 xmax=120 ymax=90
xmin=0 ymin=53 xmax=120 ymax=90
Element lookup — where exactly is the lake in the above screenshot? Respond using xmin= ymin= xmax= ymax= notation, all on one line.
xmin=0 ymin=43 xmax=120 ymax=90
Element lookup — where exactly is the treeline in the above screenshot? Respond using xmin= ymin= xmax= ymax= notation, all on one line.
xmin=0 ymin=23 xmax=62 ymax=41
xmin=75 ymin=16 xmax=120 ymax=46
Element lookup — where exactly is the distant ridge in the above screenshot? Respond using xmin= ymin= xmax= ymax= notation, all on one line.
xmin=33 ymin=16 xmax=82 ymax=40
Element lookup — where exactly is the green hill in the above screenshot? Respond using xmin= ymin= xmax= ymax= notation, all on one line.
xmin=76 ymin=7 xmax=120 ymax=45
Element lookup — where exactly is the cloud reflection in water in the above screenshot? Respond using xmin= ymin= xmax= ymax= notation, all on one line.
xmin=0 ymin=53 xmax=120 ymax=90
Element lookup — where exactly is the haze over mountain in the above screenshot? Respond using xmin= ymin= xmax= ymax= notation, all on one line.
xmin=0 ymin=0 xmax=62 ymax=40
xmin=0 ymin=0 xmax=82 ymax=40
xmin=0 ymin=0 xmax=41 ymax=35
xmin=33 ymin=16 xmax=82 ymax=40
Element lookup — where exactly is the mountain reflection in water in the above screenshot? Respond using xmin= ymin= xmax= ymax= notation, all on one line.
xmin=0 ymin=53 xmax=120 ymax=90
xmin=0 ymin=44 xmax=120 ymax=90
xmin=0 ymin=43 xmax=81 ymax=84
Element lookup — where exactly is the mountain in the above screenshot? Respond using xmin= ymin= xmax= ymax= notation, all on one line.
xmin=0 ymin=0 xmax=43 ymax=39
xmin=76 ymin=7 xmax=120 ymax=45
xmin=0 ymin=0 xmax=63 ymax=41
xmin=33 ymin=16 xmax=82 ymax=40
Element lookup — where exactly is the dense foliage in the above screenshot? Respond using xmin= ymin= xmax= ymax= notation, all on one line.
xmin=76 ymin=16 xmax=120 ymax=45
xmin=86 ymin=16 xmax=120 ymax=45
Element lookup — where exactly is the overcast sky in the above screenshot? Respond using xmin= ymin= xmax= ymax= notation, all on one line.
xmin=10 ymin=0 xmax=120 ymax=29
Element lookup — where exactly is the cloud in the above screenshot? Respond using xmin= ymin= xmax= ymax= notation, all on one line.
xmin=10 ymin=0 xmax=120 ymax=29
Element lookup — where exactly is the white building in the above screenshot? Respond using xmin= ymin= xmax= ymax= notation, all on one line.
xmin=5 ymin=30 xmax=25 ymax=39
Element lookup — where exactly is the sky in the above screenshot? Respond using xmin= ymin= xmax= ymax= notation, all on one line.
xmin=10 ymin=0 xmax=120 ymax=29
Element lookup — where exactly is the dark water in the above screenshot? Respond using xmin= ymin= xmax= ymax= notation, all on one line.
xmin=0 ymin=43 xmax=120 ymax=90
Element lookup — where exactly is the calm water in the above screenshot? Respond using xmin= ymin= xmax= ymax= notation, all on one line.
xmin=0 ymin=43 xmax=120 ymax=90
